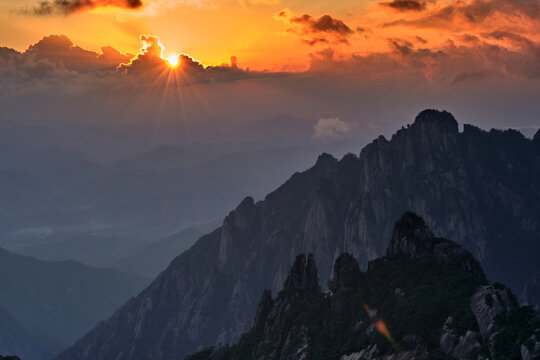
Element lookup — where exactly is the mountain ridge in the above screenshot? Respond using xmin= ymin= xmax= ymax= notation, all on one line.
xmin=56 ymin=109 xmax=540 ymax=360
xmin=0 ymin=246 xmax=148 ymax=353
xmin=189 ymin=212 xmax=538 ymax=360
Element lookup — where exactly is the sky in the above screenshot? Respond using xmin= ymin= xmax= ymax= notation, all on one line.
xmin=0 ymin=0 xmax=539 ymax=158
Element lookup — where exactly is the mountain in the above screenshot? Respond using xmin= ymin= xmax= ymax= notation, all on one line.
xmin=0 ymin=143 xmax=86 ymax=174
xmin=0 ymin=307 xmax=60 ymax=360
xmin=189 ymin=212 xmax=539 ymax=360
xmin=0 ymin=247 xmax=148 ymax=353
xmin=2 ymin=141 xmax=359 ymax=264
xmin=114 ymin=228 xmax=202 ymax=277
xmin=15 ymin=232 xmax=148 ymax=268
xmin=56 ymin=110 xmax=540 ymax=360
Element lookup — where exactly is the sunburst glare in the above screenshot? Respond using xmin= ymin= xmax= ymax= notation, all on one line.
xmin=167 ymin=54 xmax=179 ymax=67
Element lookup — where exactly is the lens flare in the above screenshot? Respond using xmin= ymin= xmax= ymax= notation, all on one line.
xmin=363 ymin=303 xmax=399 ymax=350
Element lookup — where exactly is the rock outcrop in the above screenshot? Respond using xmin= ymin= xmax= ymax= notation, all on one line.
xmin=386 ymin=212 xmax=486 ymax=279
xmin=193 ymin=213 xmax=538 ymax=360
xmin=56 ymin=110 xmax=540 ymax=360
xmin=470 ymin=284 xmax=517 ymax=339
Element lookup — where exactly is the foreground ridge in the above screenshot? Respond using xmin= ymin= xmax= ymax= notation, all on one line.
xmin=190 ymin=212 xmax=539 ymax=360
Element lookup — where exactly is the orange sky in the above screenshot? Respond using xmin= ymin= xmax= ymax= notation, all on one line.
xmin=2 ymin=0 xmax=539 ymax=72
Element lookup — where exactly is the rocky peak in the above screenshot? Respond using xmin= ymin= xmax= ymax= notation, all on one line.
xmin=329 ymin=253 xmax=361 ymax=292
xmin=387 ymin=212 xmax=485 ymax=279
xmin=315 ymin=152 xmax=338 ymax=166
xmin=387 ymin=212 xmax=435 ymax=257
xmin=233 ymin=196 xmax=255 ymax=216
xmin=283 ymin=254 xmax=320 ymax=294
xmin=313 ymin=153 xmax=339 ymax=175
xmin=388 ymin=109 xmax=459 ymax=157
xmin=413 ymin=109 xmax=459 ymax=133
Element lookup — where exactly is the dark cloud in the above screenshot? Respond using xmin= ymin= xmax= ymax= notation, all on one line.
xmin=384 ymin=0 xmax=540 ymax=29
xmin=452 ymin=71 xmax=491 ymax=84
xmin=302 ymin=38 xmax=330 ymax=46
xmin=290 ymin=14 xmax=354 ymax=36
xmin=387 ymin=38 xmax=415 ymax=55
xmin=23 ymin=34 xmax=132 ymax=71
xmin=279 ymin=11 xmax=355 ymax=46
xmin=117 ymin=35 xmax=251 ymax=83
xmin=379 ymin=0 xmax=426 ymax=12
xmin=21 ymin=0 xmax=142 ymax=15
xmin=308 ymin=36 xmax=540 ymax=83
xmin=482 ymin=31 xmax=536 ymax=48
xmin=459 ymin=34 xmax=480 ymax=43
xmin=0 ymin=34 xmax=273 ymax=97
xmin=17 ymin=34 xmax=273 ymax=92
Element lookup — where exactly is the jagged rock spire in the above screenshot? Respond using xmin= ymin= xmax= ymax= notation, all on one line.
xmin=330 ymin=253 xmax=361 ymax=291
xmin=283 ymin=254 xmax=320 ymax=294
xmin=387 ymin=212 xmax=486 ymax=280
xmin=387 ymin=211 xmax=435 ymax=257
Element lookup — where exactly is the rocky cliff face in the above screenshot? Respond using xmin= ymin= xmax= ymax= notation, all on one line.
xmin=191 ymin=213 xmax=538 ymax=360
xmin=56 ymin=110 xmax=540 ymax=360
xmin=522 ymin=273 xmax=540 ymax=310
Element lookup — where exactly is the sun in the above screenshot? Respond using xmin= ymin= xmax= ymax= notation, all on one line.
xmin=167 ymin=54 xmax=179 ymax=67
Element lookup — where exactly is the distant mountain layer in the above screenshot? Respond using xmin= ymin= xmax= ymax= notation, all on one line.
xmin=0 ymin=141 xmax=358 ymax=235
xmin=114 ymin=228 xmax=202 ymax=277
xmin=56 ymin=110 xmax=540 ymax=360
xmin=0 ymin=247 xmax=148 ymax=354
xmin=1 ymin=140 xmax=358 ymax=264
xmin=188 ymin=212 xmax=539 ymax=360
xmin=0 ymin=307 xmax=59 ymax=360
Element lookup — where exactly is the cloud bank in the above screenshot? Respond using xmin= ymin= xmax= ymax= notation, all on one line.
xmin=22 ymin=0 xmax=143 ymax=15
xmin=0 ymin=34 xmax=266 ymax=95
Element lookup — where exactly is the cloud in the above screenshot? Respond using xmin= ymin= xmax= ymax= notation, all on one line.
xmin=0 ymin=35 xmax=133 ymax=80
xmin=452 ymin=70 xmax=491 ymax=84
xmin=307 ymin=35 xmax=540 ymax=83
xmin=302 ymin=38 xmax=330 ymax=46
xmin=21 ymin=0 xmax=143 ymax=15
xmin=379 ymin=0 xmax=426 ymax=12
xmin=383 ymin=0 xmax=540 ymax=29
xmin=116 ymin=34 xmax=258 ymax=84
xmin=459 ymin=34 xmax=480 ymax=43
xmin=481 ymin=30 xmax=536 ymax=48
xmin=277 ymin=10 xmax=355 ymax=46
xmin=313 ymin=117 xmax=354 ymax=139
xmin=0 ymin=34 xmax=273 ymax=96
xmin=117 ymin=35 xmax=166 ymax=74
xmin=22 ymin=35 xmax=133 ymax=71
xmin=290 ymin=14 xmax=354 ymax=36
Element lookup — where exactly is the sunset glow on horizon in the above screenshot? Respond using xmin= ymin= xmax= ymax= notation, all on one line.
xmin=2 ymin=0 xmax=539 ymax=74
xmin=1 ymin=0 xmax=539 ymax=140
